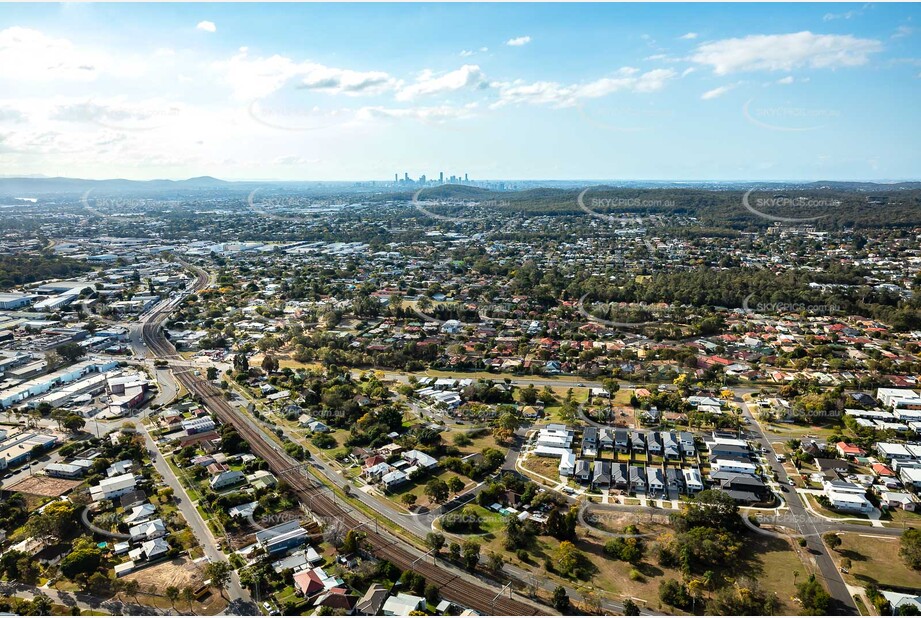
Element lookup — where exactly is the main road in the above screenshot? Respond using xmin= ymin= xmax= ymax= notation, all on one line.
xmin=128 ymin=261 xmax=256 ymax=615
xmin=735 ymin=396 xmax=859 ymax=615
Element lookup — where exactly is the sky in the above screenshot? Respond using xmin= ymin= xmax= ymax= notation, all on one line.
xmin=0 ymin=2 xmax=919 ymax=182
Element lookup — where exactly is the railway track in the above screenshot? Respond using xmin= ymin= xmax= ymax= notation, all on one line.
xmin=141 ymin=267 xmax=546 ymax=616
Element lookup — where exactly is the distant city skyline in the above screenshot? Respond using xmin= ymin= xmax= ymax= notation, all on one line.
xmin=0 ymin=3 xmax=919 ymax=181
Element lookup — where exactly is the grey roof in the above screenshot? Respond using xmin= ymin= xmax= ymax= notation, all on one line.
xmin=593 ymin=460 xmax=611 ymax=482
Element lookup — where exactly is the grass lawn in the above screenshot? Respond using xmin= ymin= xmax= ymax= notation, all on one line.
xmin=521 ymin=455 xmax=561 ymax=483
xmin=166 ymin=458 xmax=202 ymax=501
xmin=882 ymin=508 xmax=921 ymax=527
xmin=836 ymin=533 xmax=921 ymax=590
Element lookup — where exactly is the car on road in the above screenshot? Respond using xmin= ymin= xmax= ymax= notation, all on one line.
xmin=788 ymin=479 xmax=795 ymax=486
xmin=577 ymin=382 xmax=585 ymax=387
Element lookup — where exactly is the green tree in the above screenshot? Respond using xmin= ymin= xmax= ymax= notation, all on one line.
xmin=57 ymin=342 xmax=85 ymax=364
xmin=204 ymin=561 xmax=233 ymax=599
xmin=447 ymin=476 xmax=465 ymax=494
xmin=425 ymin=532 xmax=445 ymax=554
xmin=901 ymin=528 xmax=921 ymax=570
xmin=797 ymin=574 xmax=831 ymax=615
xmin=461 ymin=540 xmax=480 ymax=571
xmin=60 ymin=546 xmax=101 ymax=580
xmin=622 ymin=598 xmax=640 ymax=615
xmin=552 ymin=586 xmax=570 ymax=612
xmin=425 ymin=478 xmax=449 ymax=504
xmin=166 ymin=585 xmax=180 ymax=608
xmin=401 ymin=493 xmax=418 ymax=508
xmin=823 ymin=532 xmax=842 ymax=552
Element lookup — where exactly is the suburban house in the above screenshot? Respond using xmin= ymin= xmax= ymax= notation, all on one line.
xmin=612 ymin=463 xmax=629 ymax=490
xmin=646 ymin=467 xmax=665 ymax=494
xmin=678 ymin=432 xmax=696 ymax=456
xmin=647 ymin=432 xmax=663 ymax=455
xmin=581 ymin=427 xmax=598 ymax=458
xmin=899 ymin=466 xmax=921 ymax=490
xmin=559 ymin=452 xmax=576 ymax=477
xmin=574 ymin=459 xmax=591 ymax=482
xmin=354 ymin=583 xmax=389 ymax=616
xmin=711 ymin=458 xmax=757 ymax=475
xmin=90 ymin=473 xmax=137 ymax=502
xmin=665 ymin=467 xmax=682 ymax=495
xmin=682 ymin=467 xmax=704 ymax=493
xmin=835 ymin=441 xmax=866 ymax=459
xmin=402 ymin=450 xmax=439 ymax=470
xmin=256 ymin=520 xmax=310 ymax=556
xmin=210 ymin=469 xmax=245 ymax=490
xmin=592 ymin=461 xmax=611 ymax=488
xmin=598 ymin=428 xmax=614 ymax=451
xmin=824 ymin=480 xmax=874 ymax=513
xmin=614 ymin=428 xmax=630 ymax=453
xmin=630 ymin=430 xmax=646 ymax=454
xmin=381 ymin=469 xmax=408 ymax=490
xmin=662 ymin=432 xmax=680 ymax=459
xmin=712 ymin=471 xmax=769 ymax=503
xmin=629 ymin=466 xmax=646 ymax=492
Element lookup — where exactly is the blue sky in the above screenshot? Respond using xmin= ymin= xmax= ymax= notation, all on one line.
xmin=0 ymin=2 xmax=918 ymax=181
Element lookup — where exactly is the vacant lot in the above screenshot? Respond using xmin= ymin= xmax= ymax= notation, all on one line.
xmin=836 ymin=533 xmax=921 ymax=590
xmin=520 ymin=455 xmax=561 ymax=483
xmin=4 ymin=475 xmax=81 ymax=497
xmin=121 ymin=558 xmax=227 ymax=614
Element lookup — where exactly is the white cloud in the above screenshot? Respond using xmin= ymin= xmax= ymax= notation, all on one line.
xmin=396 ymin=65 xmax=485 ymax=100
xmin=506 ymin=36 xmax=531 ymax=47
xmin=680 ymin=32 xmax=698 ymax=40
xmin=0 ymin=27 xmax=143 ymax=82
xmin=690 ymin=31 xmax=883 ymax=75
xmin=196 ymin=21 xmax=217 ymax=33
xmin=892 ymin=25 xmax=914 ymax=40
xmin=493 ymin=67 xmax=676 ymax=108
xmin=214 ymin=49 xmax=401 ymax=100
xmin=701 ymin=84 xmax=736 ymax=100
xmin=681 ymin=67 xmax=696 ymax=78
xmin=776 ymin=75 xmax=795 ymax=84
xmin=460 ymin=50 xmax=474 ymax=57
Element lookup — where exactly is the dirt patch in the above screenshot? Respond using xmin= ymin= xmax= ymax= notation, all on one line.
xmin=123 ymin=557 xmax=205 ymax=590
xmin=4 ymin=475 xmax=81 ymax=497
